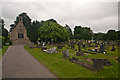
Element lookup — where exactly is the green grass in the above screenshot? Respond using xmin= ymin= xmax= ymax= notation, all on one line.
xmin=2 ymin=46 xmax=9 ymax=56
xmin=24 ymin=45 xmax=118 ymax=78
xmin=0 ymin=46 xmax=9 ymax=59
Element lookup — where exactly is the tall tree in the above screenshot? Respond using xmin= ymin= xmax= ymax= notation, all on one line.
xmin=27 ymin=20 xmax=41 ymax=43
xmin=93 ymin=33 xmax=105 ymax=40
xmin=105 ymin=30 xmax=118 ymax=40
xmin=38 ymin=19 xmax=69 ymax=43
xmin=0 ymin=18 xmax=8 ymax=42
xmin=74 ymin=26 xmax=93 ymax=40
xmin=64 ymin=24 xmax=73 ymax=39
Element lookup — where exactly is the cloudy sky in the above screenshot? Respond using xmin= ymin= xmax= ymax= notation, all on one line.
xmin=1 ymin=0 xmax=119 ymax=33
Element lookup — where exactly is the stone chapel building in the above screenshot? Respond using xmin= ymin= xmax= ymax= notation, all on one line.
xmin=10 ymin=16 xmax=30 ymax=45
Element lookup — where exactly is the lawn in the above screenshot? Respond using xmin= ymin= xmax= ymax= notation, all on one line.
xmin=0 ymin=46 xmax=9 ymax=59
xmin=24 ymin=45 xmax=118 ymax=78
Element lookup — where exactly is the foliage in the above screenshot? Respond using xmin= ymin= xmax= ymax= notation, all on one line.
xmin=38 ymin=19 xmax=69 ymax=43
xmin=93 ymin=30 xmax=118 ymax=40
xmin=74 ymin=26 xmax=93 ymax=40
xmin=105 ymin=30 xmax=118 ymax=40
xmin=27 ymin=20 xmax=40 ymax=43
xmin=2 ymin=46 xmax=8 ymax=56
xmin=64 ymin=24 xmax=73 ymax=39
xmin=0 ymin=36 xmax=5 ymax=44
xmin=9 ymin=12 xmax=119 ymax=42
xmin=0 ymin=18 xmax=8 ymax=43
xmin=93 ymin=33 xmax=106 ymax=40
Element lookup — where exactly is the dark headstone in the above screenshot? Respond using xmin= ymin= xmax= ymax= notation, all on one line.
xmin=72 ymin=57 xmax=78 ymax=60
xmin=103 ymin=59 xmax=112 ymax=66
xmin=57 ymin=45 xmax=63 ymax=49
xmin=111 ymin=45 xmax=115 ymax=51
xmin=82 ymin=44 xmax=86 ymax=49
xmin=76 ymin=51 xmax=84 ymax=56
xmin=100 ymin=43 xmax=105 ymax=53
xmin=76 ymin=41 xmax=84 ymax=56
xmin=70 ymin=40 xmax=75 ymax=49
xmin=92 ymin=59 xmax=104 ymax=71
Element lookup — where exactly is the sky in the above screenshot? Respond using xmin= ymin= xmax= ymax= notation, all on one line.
xmin=1 ymin=0 xmax=119 ymax=33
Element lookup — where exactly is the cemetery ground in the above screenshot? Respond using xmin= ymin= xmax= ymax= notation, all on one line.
xmin=0 ymin=46 xmax=8 ymax=59
xmin=24 ymin=42 xmax=119 ymax=78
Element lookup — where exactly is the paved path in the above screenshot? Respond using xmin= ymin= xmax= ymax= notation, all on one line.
xmin=2 ymin=45 xmax=57 ymax=78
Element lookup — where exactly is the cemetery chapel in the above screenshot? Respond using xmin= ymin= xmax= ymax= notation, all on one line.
xmin=10 ymin=16 xmax=30 ymax=45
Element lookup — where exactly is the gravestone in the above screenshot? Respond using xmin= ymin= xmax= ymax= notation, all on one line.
xmin=36 ymin=38 xmax=42 ymax=48
xmin=76 ymin=41 xmax=84 ymax=56
xmin=41 ymin=42 xmax=47 ymax=50
xmin=63 ymin=50 xmax=69 ymax=58
xmin=100 ymin=43 xmax=105 ymax=53
xmin=95 ymin=47 xmax=99 ymax=52
xmin=51 ymin=39 xmax=53 ymax=45
xmin=70 ymin=40 xmax=75 ymax=49
xmin=82 ymin=44 xmax=86 ymax=49
xmin=41 ymin=46 xmax=47 ymax=50
xmin=47 ymin=42 xmax=50 ymax=46
xmin=28 ymin=42 xmax=34 ymax=48
xmin=111 ymin=45 xmax=115 ymax=51
xmin=103 ymin=59 xmax=112 ymax=66
xmin=95 ymin=43 xmax=98 ymax=47
xmin=44 ymin=47 xmax=57 ymax=53
xmin=72 ymin=57 xmax=78 ymax=60
xmin=57 ymin=45 xmax=63 ymax=49
xmin=92 ymin=59 xmax=104 ymax=71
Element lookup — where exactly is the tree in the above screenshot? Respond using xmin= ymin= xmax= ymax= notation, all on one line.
xmin=93 ymin=33 xmax=105 ymax=40
xmin=74 ymin=26 xmax=93 ymax=40
xmin=27 ymin=20 xmax=41 ymax=43
xmin=0 ymin=36 xmax=5 ymax=45
xmin=105 ymin=30 xmax=117 ymax=40
xmin=38 ymin=19 xmax=69 ymax=43
xmin=0 ymin=18 xmax=8 ymax=42
xmin=64 ymin=24 xmax=73 ymax=39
